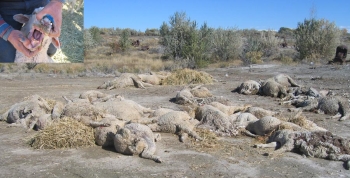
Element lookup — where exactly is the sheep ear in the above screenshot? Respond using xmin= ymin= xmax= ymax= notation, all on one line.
xmin=13 ymin=14 xmax=30 ymax=24
xmin=51 ymin=37 xmax=60 ymax=49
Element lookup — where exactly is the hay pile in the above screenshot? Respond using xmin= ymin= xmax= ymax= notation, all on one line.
xmin=29 ymin=117 xmax=95 ymax=149
xmin=162 ymin=69 xmax=213 ymax=85
xmin=188 ymin=128 xmax=220 ymax=152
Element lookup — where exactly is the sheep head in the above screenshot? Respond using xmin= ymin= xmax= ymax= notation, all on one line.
xmin=13 ymin=7 xmax=60 ymax=51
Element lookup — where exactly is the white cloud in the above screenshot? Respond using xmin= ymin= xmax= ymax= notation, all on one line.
xmin=339 ymin=26 xmax=350 ymax=31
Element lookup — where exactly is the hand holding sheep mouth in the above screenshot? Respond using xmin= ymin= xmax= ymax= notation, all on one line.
xmin=35 ymin=0 xmax=63 ymax=38
xmin=7 ymin=30 xmax=42 ymax=58
xmin=7 ymin=0 xmax=62 ymax=58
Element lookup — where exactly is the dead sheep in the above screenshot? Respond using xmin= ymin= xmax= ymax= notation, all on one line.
xmin=244 ymin=109 xmax=326 ymax=137
xmin=229 ymin=112 xmax=259 ymax=128
xmin=151 ymin=71 xmax=171 ymax=80
xmin=189 ymin=85 xmax=213 ymax=98
xmin=13 ymin=7 xmax=60 ymax=63
xmin=114 ymin=123 xmax=162 ymax=163
xmin=259 ymin=74 xmax=301 ymax=98
xmin=97 ymin=73 xmax=152 ymax=90
xmin=317 ymin=96 xmax=350 ymax=121
xmin=175 ymin=85 xmax=212 ymax=104
xmin=148 ymin=108 xmax=174 ymax=118
xmin=209 ymin=102 xmax=250 ymax=115
xmin=93 ymin=96 xmax=154 ymax=122
xmin=282 ymin=91 xmax=350 ymax=121
xmin=138 ymin=73 xmax=161 ymax=85
xmin=246 ymin=107 xmax=278 ymax=118
xmin=94 ymin=115 xmax=127 ymax=147
xmin=195 ymin=105 xmax=237 ymax=136
xmin=195 ymin=105 xmax=264 ymax=137
xmin=267 ymin=74 xmax=301 ymax=87
xmin=61 ymin=97 xmax=110 ymax=128
xmin=244 ymin=116 xmax=281 ymax=137
xmin=79 ymin=90 xmax=115 ymax=103
xmin=175 ymin=87 xmax=195 ymax=104
xmin=51 ymin=101 xmax=65 ymax=120
xmin=255 ymin=129 xmax=350 ymax=166
xmin=147 ymin=111 xmax=202 ymax=142
xmin=175 ymin=86 xmax=229 ymax=106
xmin=259 ymin=79 xmax=289 ymax=98
xmin=2 ymin=95 xmax=52 ymax=130
xmin=234 ymin=80 xmax=261 ymax=95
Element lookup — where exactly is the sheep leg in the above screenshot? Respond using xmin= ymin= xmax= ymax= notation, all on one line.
xmin=141 ymin=149 xmax=162 ymax=163
xmin=328 ymin=113 xmax=342 ymax=120
xmin=7 ymin=122 xmax=25 ymax=128
xmin=333 ymin=154 xmax=350 ymax=162
xmin=177 ymin=125 xmax=202 ymax=141
xmin=179 ymin=132 xmax=188 ymax=142
xmin=154 ymin=133 xmax=161 ymax=142
xmin=107 ymin=85 xmax=116 ymax=90
xmin=27 ymin=115 xmax=38 ymax=131
xmin=134 ymin=139 xmax=161 ymax=163
xmin=62 ymin=96 xmax=73 ymax=103
xmin=142 ymin=82 xmax=153 ymax=88
xmin=339 ymin=115 xmax=349 ymax=121
xmin=241 ymin=129 xmax=257 ymax=138
xmin=255 ymin=142 xmax=277 ymax=148
xmin=338 ymin=100 xmax=350 ymax=121
xmin=136 ymin=118 xmax=156 ymax=125
xmin=89 ymin=121 xmax=111 ymax=128
xmin=270 ymin=139 xmax=295 ymax=156
xmin=131 ymin=77 xmax=146 ymax=89
xmin=287 ymin=77 xmax=301 ymax=87
xmin=281 ymin=100 xmax=293 ymax=105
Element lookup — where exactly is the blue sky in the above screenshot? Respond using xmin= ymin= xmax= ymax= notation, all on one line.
xmin=84 ymin=0 xmax=350 ymax=31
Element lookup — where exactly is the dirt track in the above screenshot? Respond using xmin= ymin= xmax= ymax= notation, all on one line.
xmin=1 ymin=64 xmax=350 ymax=178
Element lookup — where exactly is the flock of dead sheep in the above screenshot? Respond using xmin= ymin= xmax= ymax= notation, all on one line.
xmin=1 ymin=69 xmax=350 ymax=168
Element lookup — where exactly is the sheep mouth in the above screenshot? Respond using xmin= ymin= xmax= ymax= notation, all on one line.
xmin=27 ymin=27 xmax=45 ymax=51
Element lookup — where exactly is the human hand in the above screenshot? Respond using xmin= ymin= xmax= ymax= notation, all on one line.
xmin=36 ymin=0 xmax=63 ymax=38
xmin=8 ymin=30 xmax=41 ymax=58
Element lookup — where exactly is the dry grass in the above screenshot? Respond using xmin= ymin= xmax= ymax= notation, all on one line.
xmin=278 ymin=111 xmax=308 ymax=128
xmin=85 ymin=57 xmax=173 ymax=74
xmin=161 ymin=68 xmax=213 ymax=85
xmin=188 ymin=128 xmax=220 ymax=152
xmin=207 ymin=60 xmax=243 ymax=68
xmin=44 ymin=98 xmax=57 ymax=111
xmin=33 ymin=63 xmax=85 ymax=74
xmin=288 ymin=114 xmax=308 ymax=127
xmin=28 ymin=117 xmax=95 ymax=149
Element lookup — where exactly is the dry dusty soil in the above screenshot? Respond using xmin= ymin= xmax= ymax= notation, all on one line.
xmin=1 ymin=64 xmax=350 ymax=178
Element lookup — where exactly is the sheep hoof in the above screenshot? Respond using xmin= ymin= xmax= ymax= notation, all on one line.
xmin=102 ymin=123 xmax=111 ymax=127
xmin=155 ymin=158 xmax=162 ymax=163
xmin=346 ymin=160 xmax=350 ymax=170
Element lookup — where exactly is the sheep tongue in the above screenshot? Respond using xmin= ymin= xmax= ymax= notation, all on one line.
xmin=33 ymin=29 xmax=42 ymax=40
xmin=28 ymin=29 xmax=44 ymax=50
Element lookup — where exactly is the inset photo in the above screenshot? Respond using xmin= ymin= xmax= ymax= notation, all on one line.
xmin=0 ymin=0 xmax=84 ymax=63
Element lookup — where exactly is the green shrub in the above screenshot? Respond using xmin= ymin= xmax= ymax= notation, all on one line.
xmin=211 ymin=28 xmax=242 ymax=61
xmin=159 ymin=12 xmax=212 ymax=68
xmin=245 ymin=51 xmax=263 ymax=64
xmin=294 ymin=18 xmax=340 ymax=61
xmin=119 ymin=29 xmax=131 ymax=52
xmin=84 ymin=29 xmax=96 ymax=50
xmin=145 ymin=28 xmax=160 ymax=36
xmin=241 ymin=30 xmax=280 ymax=65
xmin=89 ymin=26 xmax=101 ymax=44
xmin=280 ymin=54 xmax=294 ymax=65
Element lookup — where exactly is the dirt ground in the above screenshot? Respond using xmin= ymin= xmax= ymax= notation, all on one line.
xmin=1 ymin=63 xmax=350 ymax=178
